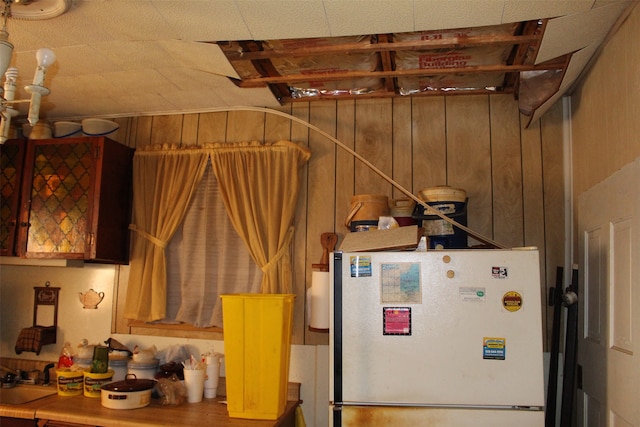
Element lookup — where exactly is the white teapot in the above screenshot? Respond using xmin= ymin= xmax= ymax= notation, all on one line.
xmin=78 ymin=289 xmax=105 ymax=309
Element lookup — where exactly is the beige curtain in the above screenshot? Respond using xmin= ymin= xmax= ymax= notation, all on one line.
xmin=125 ymin=146 xmax=209 ymax=321
xmin=210 ymin=140 xmax=311 ymax=293
xmin=125 ymin=140 xmax=310 ymax=322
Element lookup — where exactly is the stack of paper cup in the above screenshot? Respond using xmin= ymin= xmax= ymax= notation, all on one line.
xmin=183 ymin=368 xmax=205 ymax=403
xmin=182 ymin=355 xmax=206 ymax=403
xmin=203 ymin=352 xmax=222 ymax=398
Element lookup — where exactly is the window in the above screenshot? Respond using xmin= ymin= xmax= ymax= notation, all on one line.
xmin=163 ymin=162 xmax=262 ymax=328
xmin=122 ymin=140 xmax=310 ymax=335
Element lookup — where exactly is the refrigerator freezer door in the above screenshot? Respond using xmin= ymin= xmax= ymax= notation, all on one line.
xmin=332 ymin=249 xmax=545 ymax=408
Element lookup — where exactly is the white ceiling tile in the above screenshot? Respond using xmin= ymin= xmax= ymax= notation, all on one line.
xmin=593 ymin=0 xmax=633 ymax=8
xmin=159 ymin=41 xmax=240 ymax=78
xmin=162 ymin=88 xmax=228 ymax=112
xmin=115 ymin=93 xmax=179 ymax=114
xmin=9 ymin=6 xmax=113 ymax=51
xmin=74 ymin=1 xmax=179 ymax=41
xmin=212 ymin=83 xmax=281 ymax=107
xmin=323 ymin=0 xmax=414 ymax=36
xmin=537 ymin=1 xmax=630 ymax=63
xmin=2 ymin=0 xmax=631 ymax=121
xmin=152 ymin=1 xmax=253 ymax=41
xmin=235 ymin=0 xmax=331 ymax=39
xmin=413 ymin=0 xmax=505 ymax=30
xmin=502 ymin=0 xmax=594 ymax=23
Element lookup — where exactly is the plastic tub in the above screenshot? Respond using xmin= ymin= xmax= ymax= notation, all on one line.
xmin=413 ymin=198 xmax=468 ymax=249
xmin=413 ymin=186 xmax=468 ymax=248
xmin=109 ymin=357 xmax=129 ymax=382
xmin=83 ymin=369 xmax=114 ymax=398
xmin=221 ymin=294 xmax=295 ymax=420
xmin=127 ymin=359 xmax=159 ymax=380
xmin=56 ymin=369 xmax=83 ymax=396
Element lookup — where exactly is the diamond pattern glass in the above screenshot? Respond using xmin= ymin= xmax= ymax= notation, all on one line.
xmin=27 ymin=142 xmax=92 ymax=253
xmin=1 ymin=143 xmax=20 ymax=252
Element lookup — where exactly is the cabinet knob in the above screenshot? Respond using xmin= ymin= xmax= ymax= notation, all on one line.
xmin=19 ymin=222 xmax=30 ymax=227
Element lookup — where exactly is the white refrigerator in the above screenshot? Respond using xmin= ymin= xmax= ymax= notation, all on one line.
xmin=329 ymin=249 xmax=545 ymax=426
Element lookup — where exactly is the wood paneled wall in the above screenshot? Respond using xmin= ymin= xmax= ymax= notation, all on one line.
xmin=571 ymin=4 xmax=640 ymax=252
xmin=111 ymin=94 xmax=565 ymax=348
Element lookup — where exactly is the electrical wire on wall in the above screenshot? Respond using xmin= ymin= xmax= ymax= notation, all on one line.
xmin=203 ymin=106 xmax=505 ymax=249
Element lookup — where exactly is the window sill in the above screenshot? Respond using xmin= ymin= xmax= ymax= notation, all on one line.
xmin=127 ymin=321 xmax=224 ymax=341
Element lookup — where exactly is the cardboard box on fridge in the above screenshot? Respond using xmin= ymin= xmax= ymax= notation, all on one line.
xmin=339 ymin=225 xmax=422 ymax=252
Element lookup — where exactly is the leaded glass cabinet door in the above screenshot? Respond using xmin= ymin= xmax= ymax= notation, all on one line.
xmin=0 ymin=139 xmax=26 ymax=256
xmin=16 ymin=137 xmax=133 ymax=263
xmin=18 ymin=139 xmax=96 ymax=258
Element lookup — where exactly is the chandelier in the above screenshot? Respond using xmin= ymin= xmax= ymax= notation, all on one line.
xmin=0 ymin=0 xmax=56 ymax=144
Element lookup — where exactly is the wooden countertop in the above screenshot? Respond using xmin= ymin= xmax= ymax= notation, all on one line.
xmin=2 ymin=393 xmax=299 ymax=427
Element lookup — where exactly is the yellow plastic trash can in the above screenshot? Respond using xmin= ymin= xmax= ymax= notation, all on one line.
xmin=221 ymin=293 xmax=295 ymax=420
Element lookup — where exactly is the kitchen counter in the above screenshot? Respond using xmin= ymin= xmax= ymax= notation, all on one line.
xmin=1 ymin=393 xmax=299 ymax=427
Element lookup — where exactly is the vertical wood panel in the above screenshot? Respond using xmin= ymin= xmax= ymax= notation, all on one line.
xmin=150 ymin=115 xmax=183 ymax=145
xmin=132 ymin=116 xmax=153 ymax=148
xmin=305 ymin=102 xmax=337 ymax=345
xmin=412 ymin=97 xmax=447 ymax=191
xmin=490 ymin=95 xmax=524 ymax=248
xmin=112 ymin=117 xmax=131 ymax=146
xmin=520 ymin=115 xmax=547 ymax=344
xmin=290 ymin=103 xmax=310 ymax=345
xmin=572 ymin=4 xmax=640 ymax=198
xmin=354 ymin=99 xmax=394 ymax=196
xmin=391 ymin=97 xmax=413 ymax=199
xmin=181 ymin=114 xmax=199 ymax=146
xmin=197 ymin=112 xmax=227 ymax=143
xmin=446 ymin=95 xmax=492 ymax=245
xmin=307 ymin=102 xmax=338 ymax=241
xmin=335 ymin=100 xmax=356 ymax=236
xmin=541 ymin=101 xmax=566 ymax=346
xmin=265 ymin=105 xmax=293 ymax=142
xmin=520 ymin=116 xmax=546 ymax=258
xmin=226 ymin=111 xmax=265 ymax=142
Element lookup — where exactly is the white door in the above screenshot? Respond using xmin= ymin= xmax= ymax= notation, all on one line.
xmin=577 ymin=157 xmax=640 ymax=426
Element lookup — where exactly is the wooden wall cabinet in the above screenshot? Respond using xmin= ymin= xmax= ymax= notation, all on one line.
xmin=1 ymin=136 xmax=133 ymax=264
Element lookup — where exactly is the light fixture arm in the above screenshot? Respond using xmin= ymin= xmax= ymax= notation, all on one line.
xmin=0 ymin=0 xmax=56 ymax=144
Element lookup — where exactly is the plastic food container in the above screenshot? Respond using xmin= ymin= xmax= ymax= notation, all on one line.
xmin=83 ymin=369 xmax=114 ymax=398
xmin=100 ymin=375 xmax=156 ymax=409
xmin=56 ymin=368 xmax=83 ymax=396
xmin=127 ymin=359 xmax=159 ymax=380
xmin=109 ymin=356 xmax=129 ymax=382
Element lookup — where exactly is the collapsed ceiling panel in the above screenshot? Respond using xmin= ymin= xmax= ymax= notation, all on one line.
xmin=216 ymin=20 xmax=570 ymax=115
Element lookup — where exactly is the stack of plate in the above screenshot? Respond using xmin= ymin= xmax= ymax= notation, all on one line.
xmin=81 ymin=118 xmax=119 ymax=137
xmin=53 ymin=121 xmax=82 ymax=138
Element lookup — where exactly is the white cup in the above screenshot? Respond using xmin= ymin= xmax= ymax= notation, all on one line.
xmin=183 ymin=368 xmax=205 ymax=403
xmin=203 ymin=356 xmax=221 ymax=399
